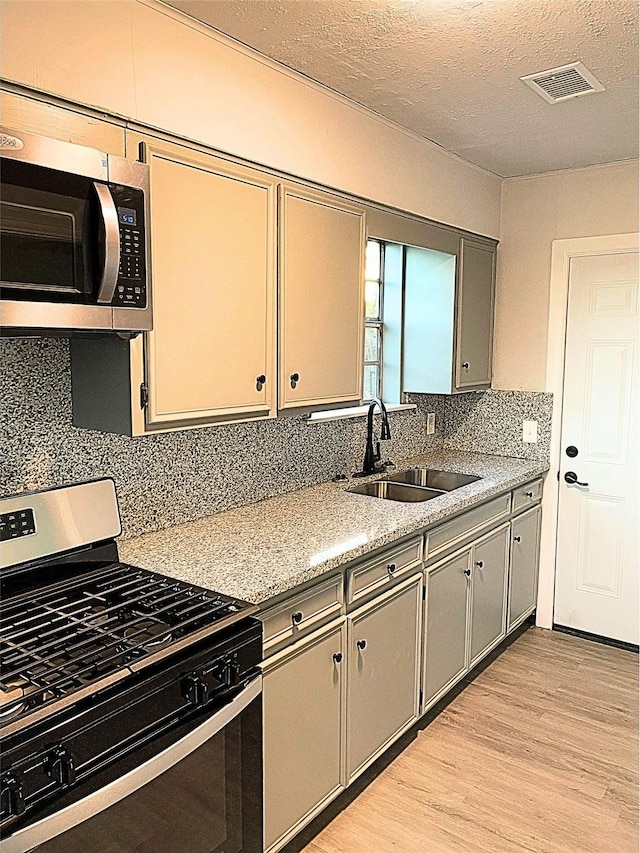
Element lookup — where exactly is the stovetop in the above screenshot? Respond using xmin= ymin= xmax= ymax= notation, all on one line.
xmin=0 ymin=561 xmax=258 ymax=737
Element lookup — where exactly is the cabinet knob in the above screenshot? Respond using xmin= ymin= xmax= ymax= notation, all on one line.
xmin=356 ymin=639 xmax=367 ymax=650
xmin=462 ymin=362 xmax=470 ymax=370
xmin=256 ymin=374 xmax=266 ymax=392
xmin=525 ymin=491 xmax=534 ymax=498
xmin=291 ymin=611 xmax=303 ymax=625
xmin=290 ymin=372 xmax=300 ymax=389
xmin=387 ymin=562 xmax=397 ymax=575
xmin=332 ymin=652 xmax=343 ymax=664
xmin=513 ymin=535 xmax=522 ymax=543
xmin=475 ymin=560 xmax=484 ymax=568
xmin=464 ymin=568 xmax=471 ymax=577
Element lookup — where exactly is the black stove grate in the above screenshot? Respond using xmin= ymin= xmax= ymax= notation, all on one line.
xmin=0 ymin=563 xmax=254 ymax=735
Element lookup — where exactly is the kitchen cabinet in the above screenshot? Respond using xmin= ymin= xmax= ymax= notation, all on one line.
xmin=423 ymin=548 xmax=469 ymax=705
xmin=468 ymin=524 xmax=510 ymax=665
xmin=402 ymin=235 xmax=496 ymax=394
xmin=278 ymin=184 xmax=366 ymax=412
xmin=423 ymin=523 xmax=509 ymax=708
xmin=262 ymin=620 xmax=346 ymax=853
xmin=455 ymin=237 xmax=496 ymax=389
xmin=346 ymin=574 xmax=422 ymax=782
xmin=508 ymin=504 xmax=542 ymax=631
xmin=72 ymin=133 xmax=277 ymax=434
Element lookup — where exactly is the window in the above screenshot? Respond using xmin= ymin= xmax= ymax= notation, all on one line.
xmin=362 ymin=238 xmax=404 ymax=405
xmin=363 ymin=240 xmax=383 ymax=401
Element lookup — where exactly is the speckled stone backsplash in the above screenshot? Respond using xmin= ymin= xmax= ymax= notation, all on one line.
xmin=1 ymin=339 xmax=442 ymax=539
xmin=440 ymin=389 xmax=553 ymax=461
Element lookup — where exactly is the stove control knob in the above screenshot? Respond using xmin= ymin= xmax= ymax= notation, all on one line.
xmin=211 ymin=657 xmax=239 ymax=689
xmin=46 ymin=746 xmax=76 ymax=787
xmin=1 ymin=771 xmax=25 ymax=816
xmin=182 ymin=673 xmax=209 ymax=706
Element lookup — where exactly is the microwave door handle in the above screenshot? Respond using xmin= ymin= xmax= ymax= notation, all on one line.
xmin=94 ymin=182 xmax=120 ymax=304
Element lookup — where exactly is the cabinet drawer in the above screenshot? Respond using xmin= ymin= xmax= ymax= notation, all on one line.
xmin=346 ymin=537 xmax=423 ymax=606
xmin=512 ymin=478 xmax=543 ymax=512
xmin=260 ymin=574 xmax=344 ymax=654
xmin=425 ymin=494 xmax=511 ymax=563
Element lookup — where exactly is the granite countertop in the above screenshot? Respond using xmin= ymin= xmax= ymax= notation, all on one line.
xmin=118 ymin=450 xmax=549 ymax=607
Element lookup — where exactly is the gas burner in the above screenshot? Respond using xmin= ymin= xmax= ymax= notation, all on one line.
xmin=85 ymin=604 xmax=109 ymax=626
xmin=122 ymin=618 xmax=173 ymax=655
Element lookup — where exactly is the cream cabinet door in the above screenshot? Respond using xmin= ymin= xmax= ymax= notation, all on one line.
xmin=455 ymin=237 xmax=496 ymax=390
xmin=468 ymin=524 xmax=509 ymax=666
xmin=129 ymin=134 xmax=277 ymax=427
xmin=262 ymin=620 xmax=345 ymax=853
xmin=346 ymin=575 xmax=422 ymax=782
xmin=508 ymin=506 xmax=541 ymax=631
xmin=279 ymin=185 xmax=365 ymax=410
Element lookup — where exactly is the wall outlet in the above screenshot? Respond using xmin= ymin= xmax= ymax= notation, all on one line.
xmin=522 ymin=420 xmax=538 ymax=443
xmin=426 ymin=412 xmax=436 ymax=435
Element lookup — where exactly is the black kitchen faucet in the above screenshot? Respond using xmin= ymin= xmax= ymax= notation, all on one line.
xmin=358 ymin=397 xmax=392 ymax=476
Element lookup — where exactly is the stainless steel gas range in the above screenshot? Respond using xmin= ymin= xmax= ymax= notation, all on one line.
xmin=0 ymin=479 xmax=263 ymax=853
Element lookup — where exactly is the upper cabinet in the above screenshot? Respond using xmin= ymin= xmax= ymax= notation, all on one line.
xmin=278 ymin=186 xmax=365 ymax=412
xmin=137 ymin=135 xmax=277 ymax=427
xmin=402 ymin=235 xmax=497 ymax=395
xmin=455 ymin=238 xmax=496 ymax=390
xmin=72 ymin=133 xmax=277 ymax=434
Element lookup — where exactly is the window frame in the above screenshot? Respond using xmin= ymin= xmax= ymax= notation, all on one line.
xmin=363 ymin=239 xmax=384 ymax=403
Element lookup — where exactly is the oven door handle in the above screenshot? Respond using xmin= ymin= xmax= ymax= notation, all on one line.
xmin=94 ymin=182 xmax=120 ymax=305
xmin=1 ymin=675 xmax=262 ymax=853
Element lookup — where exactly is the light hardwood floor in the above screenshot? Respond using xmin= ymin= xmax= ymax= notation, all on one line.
xmin=300 ymin=627 xmax=638 ymax=853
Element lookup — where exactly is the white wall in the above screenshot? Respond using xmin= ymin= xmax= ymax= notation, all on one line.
xmin=493 ymin=160 xmax=639 ymax=391
xmin=0 ymin=0 xmax=501 ymax=237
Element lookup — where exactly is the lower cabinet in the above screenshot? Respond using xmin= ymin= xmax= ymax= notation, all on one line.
xmin=469 ymin=524 xmax=510 ymax=665
xmin=262 ymin=620 xmax=345 ymax=853
xmin=424 ymin=523 xmax=509 ymax=708
xmin=262 ymin=481 xmax=543 ymax=852
xmin=346 ymin=574 xmax=422 ymax=782
xmin=508 ymin=505 xmax=542 ymax=631
xmin=423 ymin=549 xmax=469 ymax=706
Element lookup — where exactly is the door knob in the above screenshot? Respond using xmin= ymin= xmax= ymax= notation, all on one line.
xmin=564 ymin=471 xmax=589 ymax=486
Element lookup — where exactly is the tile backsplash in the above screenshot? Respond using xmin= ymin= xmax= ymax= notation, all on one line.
xmin=1 ymin=340 xmax=439 ymax=538
xmin=1 ymin=339 xmax=551 ymax=540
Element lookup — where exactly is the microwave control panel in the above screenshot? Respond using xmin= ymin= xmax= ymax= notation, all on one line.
xmin=111 ymin=185 xmax=147 ymax=309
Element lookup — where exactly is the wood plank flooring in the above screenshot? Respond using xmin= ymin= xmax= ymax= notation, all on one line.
xmin=300 ymin=627 xmax=638 ymax=853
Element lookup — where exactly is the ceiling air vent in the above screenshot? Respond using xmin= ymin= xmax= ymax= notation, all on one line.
xmin=521 ymin=61 xmax=605 ymax=104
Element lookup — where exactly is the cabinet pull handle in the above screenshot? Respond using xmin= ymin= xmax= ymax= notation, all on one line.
xmin=475 ymin=560 xmax=484 ymax=568
xmin=256 ymin=374 xmax=266 ymax=392
xmin=462 ymin=362 xmax=470 ymax=370
xmin=525 ymin=490 xmax=534 ymax=498
xmin=464 ymin=568 xmax=471 ymax=577
xmin=513 ymin=535 xmax=522 ymax=543
xmin=332 ymin=652 xmax=343 ymax=664
xmin=356 ymin=639 xmax=367 ymax=650
xmin=387 ymin=562 xmax=397 ymax=575
xmin=290 ymin=372 xmax=300 ymax=389
xmin=291 ymin=611 xmax=303 ymax=625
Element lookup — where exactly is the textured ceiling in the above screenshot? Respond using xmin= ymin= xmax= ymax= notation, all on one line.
xmin=163 ymin=0 xmax=638 ymax=177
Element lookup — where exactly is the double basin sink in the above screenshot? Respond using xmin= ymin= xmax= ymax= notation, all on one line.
xmin=348 ymin=468 xmax=480 ymax=503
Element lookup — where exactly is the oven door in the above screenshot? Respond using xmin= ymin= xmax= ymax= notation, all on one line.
xmin=1 ymin=676 xmax=262 ymax=853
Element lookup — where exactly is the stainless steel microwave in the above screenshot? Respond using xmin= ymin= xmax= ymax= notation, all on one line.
xmin=0 ymin=128 xmax=152 ymax=336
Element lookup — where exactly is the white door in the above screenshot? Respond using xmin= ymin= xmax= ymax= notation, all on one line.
xmin=554 ymin=251 xmax=639 ymax=645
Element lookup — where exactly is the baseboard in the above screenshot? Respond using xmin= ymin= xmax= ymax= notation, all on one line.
xmin=553 ymin=623 xmax=639 ymax=654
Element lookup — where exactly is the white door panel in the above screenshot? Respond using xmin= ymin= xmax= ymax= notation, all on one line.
xmin=554 ymin=251 xmax=638 ymax=645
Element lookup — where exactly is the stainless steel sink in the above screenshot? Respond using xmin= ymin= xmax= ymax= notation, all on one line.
xmin=347 ymin=481 xmax=444 ymax=503
xmin=386 ymin=468 xmax=480 ymax=490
